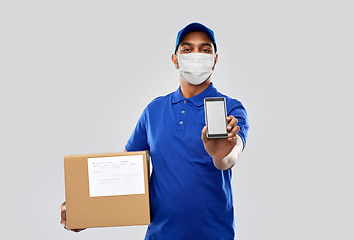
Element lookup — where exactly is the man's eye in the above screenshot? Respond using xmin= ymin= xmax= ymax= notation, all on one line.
xmin=182 ymin=48 xmax=191 ymax=52
xmin=202 ymin=49 xmax=211 ymax=53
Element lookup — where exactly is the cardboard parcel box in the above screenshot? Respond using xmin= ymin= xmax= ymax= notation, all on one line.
xmin=64 ymin=151 xmax=151 ymax=229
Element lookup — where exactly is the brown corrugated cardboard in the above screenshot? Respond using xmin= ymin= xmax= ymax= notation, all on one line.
xmin=64 ymin=151 xmax=150 ymax=230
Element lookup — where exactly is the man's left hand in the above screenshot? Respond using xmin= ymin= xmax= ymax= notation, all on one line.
xmin=201 ymin=115 xmax=240 ymax=163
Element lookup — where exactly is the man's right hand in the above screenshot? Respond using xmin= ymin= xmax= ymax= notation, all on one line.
xmin=60 ymin=202 xmax=86 ymax=233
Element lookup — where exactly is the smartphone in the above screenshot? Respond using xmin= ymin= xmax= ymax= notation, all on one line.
xmin=204 ymin=97 xmax=228 ymax=138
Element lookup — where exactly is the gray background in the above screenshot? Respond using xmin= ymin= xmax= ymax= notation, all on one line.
xmin=1 ymin=0 xmax=353 ymax=239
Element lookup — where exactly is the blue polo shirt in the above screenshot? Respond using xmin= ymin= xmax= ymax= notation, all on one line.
xmin=125 ymin=83 xmax=249 ymax=240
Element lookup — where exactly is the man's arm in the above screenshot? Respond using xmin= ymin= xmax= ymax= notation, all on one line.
xmin=211 ymin=134 xmax=243 ymax=170
xmin=201 ymin=115 xmax=243 ymax=170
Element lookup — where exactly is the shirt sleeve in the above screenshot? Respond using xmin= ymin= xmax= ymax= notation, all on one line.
xmin=125 ymin=108 xmax=150 ymax=152
xmin=227 ymin=100 xmax=249 ymax=150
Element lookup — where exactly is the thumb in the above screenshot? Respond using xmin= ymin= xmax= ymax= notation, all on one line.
xmin=201 ymin=126 xmax=208 ymax=143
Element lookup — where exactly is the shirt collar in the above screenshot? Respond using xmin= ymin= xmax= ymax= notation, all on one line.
xmin=171 ymin=82 xmax=218 ymax=107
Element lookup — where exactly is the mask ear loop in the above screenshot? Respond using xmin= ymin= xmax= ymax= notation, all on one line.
xmin=211 ymin=54 xmax=216 ymax=71
xmin=175 ymin=54 xmax=179 ymax=69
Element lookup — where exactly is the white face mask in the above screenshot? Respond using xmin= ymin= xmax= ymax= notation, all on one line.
xmin=177 ymin=53 xmax=215 ymax=85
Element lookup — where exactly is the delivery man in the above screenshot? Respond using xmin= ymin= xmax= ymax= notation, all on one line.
xmin=61 ymin=22 xmax=249 ymax=240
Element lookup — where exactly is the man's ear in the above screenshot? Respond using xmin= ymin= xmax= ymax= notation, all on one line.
xmin=171 ymin=54 xmax=178 ymax=69
xmin=212 ymin=54 xmax=218 ymax=70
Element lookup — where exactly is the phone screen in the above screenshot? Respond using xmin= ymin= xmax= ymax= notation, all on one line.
xmin=204 ymin=97 xmax=228 ymax=138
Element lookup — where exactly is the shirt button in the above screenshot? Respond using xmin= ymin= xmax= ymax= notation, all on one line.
xmin=184 ymin=100 xmax=187 ymax=104
xmin=181 ymin=110 xmax=185 ymax=114
xmin=179 ymin=121 xmax=183 ymax=125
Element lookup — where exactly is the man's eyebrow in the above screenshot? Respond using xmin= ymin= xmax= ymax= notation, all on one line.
xmin=180 ymin=42 xmax=192 ymax=47
xmin=201 ymin=43 xmax=212 ymax=47
xmin=180 ymin=42 xmax=213 ymax=48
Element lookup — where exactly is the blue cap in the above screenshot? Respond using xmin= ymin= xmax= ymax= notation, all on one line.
xmin=175 ymin=22 xmax=217 ymax=53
